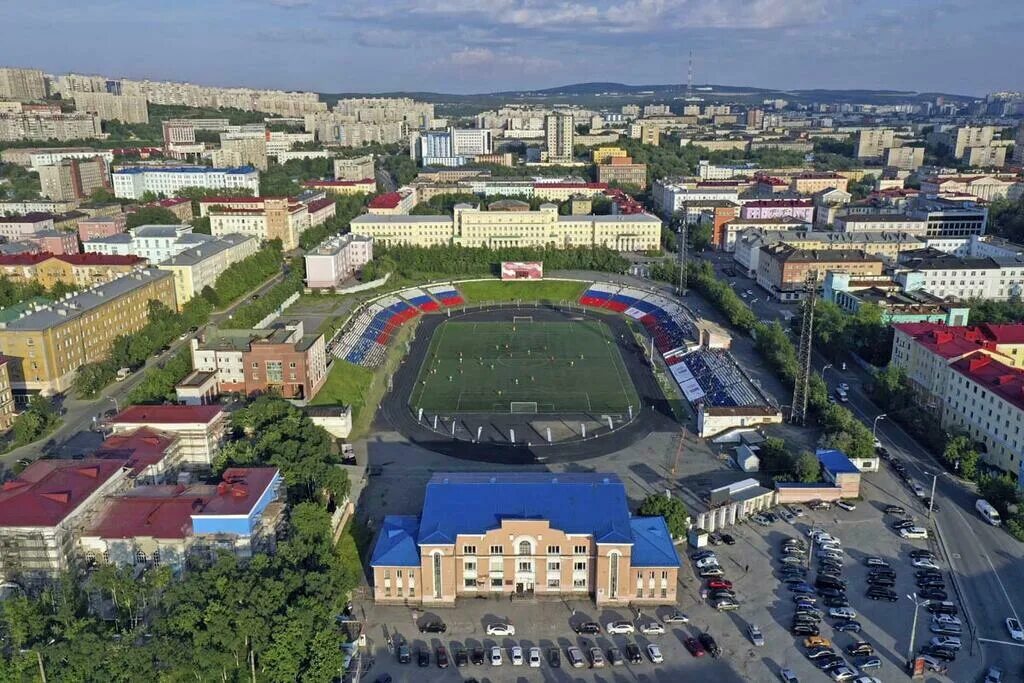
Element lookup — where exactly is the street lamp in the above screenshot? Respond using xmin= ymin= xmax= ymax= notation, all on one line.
xmin=821 ymin=363 xmax=833 ymax=384
xmin=108 ymin=396 xmax=119 ymax=415
xmin=906 ymin=592 xmax=930 ymax=671
xmin=872 ymin=414 xmax=888 ymax=440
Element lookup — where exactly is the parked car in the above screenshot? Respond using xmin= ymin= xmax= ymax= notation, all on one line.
xmin=1007 ymin=617 xmax=1024 ymax=641
xmin=866 ymin=588 xmax=899 ymax=601
xmin=792 ymin=623 xmax=819 ymax=636
xmin=684 ymin=637 xmax=705 ymax=657
xmin=489 ymin=647 xmax=503 ymax=666
xmin=527 ymin=647 xmax=541 ymax=668
xmin=589 ymin=647 xmax=605 ymax=668
xmin=748 ymin=624 xmax=765 ymax=646
xmin=864 ymin=557 xmax=890 ymax=567
xmin=846 ymin=641 xmax=874 ymax=656
xmin=470 ymin=647 xmax=485 ymax=665
xmin=486 ymin=623 xmax=515 ymax=636
xmin=856 ymin=656 xmax=882 ymax=670
xmin=836 ymin=500 xmax=856 ymax=511
xmin=605 ymin=621 xmax=634 ymax=635
xmin=900 ymin=526 xmax=929 ymax=539
xmin=920 ymin=588 xmax=949 ymax=600
xmin=714 ymin=598 xmax=740 ymax=611
xmin=804 ymin=636 xmax=832 ymax=648
xmin=912 ymin=558 xmax=941 ymax=570
xmin=807 ymin=646 xmax=835 ymax=659
xmin=927 ymin=602 xmax=958 ymax=615
xmin=640 ymin=621 xmax=665 ymax=636
xmin=828 ymin=607 xmax=857 ymax=619
xmin=436 ymin=646 xmax=449 ymax=669
xmin=985 ymin=666 xmax=1003 ymax=683
xmin=647 ymin=644 xmax=663 ymax=664
xmin=454 ymin=648 xmax=468 ymax=667
xmin=574 ymin=622 xmax=601 ymax=635
xmin=884 ymin=505 xmax=905 ymax=515
xmin=547 ymin=647 xmax=560 ymax=667
xmin=708 ymin=579 xmax=733 ymax=590
xmin=834 ymin=620 xmax=862 ymax=632
xmin=608 ymin=647 xmax=624 ymax=666
xmin=419 ymin=620 xmax=447 ymax=634
xmin=721 ymin=533 xmax=736 ymax=545
xmin=920 ymin=645 xmax=957 ymax=662
xmin=418 ymin=649 xmax=430 ymax=667
xmin=824 ymin=596 xmax=850 ymax=608
xmin=698 ymin=633 xmax=721 ymax=658
xmin=510 ymin=646 xmax=524 ymax=666
xmin=625 ymin=643 xmax=642 ymax=663
xmin=818 ymin=587 xmax=846 ymax=598
xmin=695 ymin=557 xmax=721 ymax=569
xmin=930 ymin=636 xmax=961 ymax=650
xmin=663 ymin=610 xmax=690 ymax=624
xmin=566 ymin=646 xmax=585 ymax=668
xmin=699 ymin=567 xmax=725 ymax=577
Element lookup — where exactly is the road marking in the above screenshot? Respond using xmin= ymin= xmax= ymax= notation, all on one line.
xmin=983 ymin=550 xmax=1021 ymax=625
xmin=978 ymin=637 xmax=1024 ymax=648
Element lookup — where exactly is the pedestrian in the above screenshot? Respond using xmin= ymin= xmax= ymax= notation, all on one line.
xmin=745 ymin=564 xmax=749 ymax=573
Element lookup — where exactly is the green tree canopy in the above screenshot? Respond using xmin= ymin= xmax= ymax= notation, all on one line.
xmin=637 ymin=494 xmax=689 ymax=538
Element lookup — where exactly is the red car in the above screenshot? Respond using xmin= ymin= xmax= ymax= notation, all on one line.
xmin=707 ymin=579 xmax=733 ymax=590
xmin=684 ymin=637 xmax=706 ymax=657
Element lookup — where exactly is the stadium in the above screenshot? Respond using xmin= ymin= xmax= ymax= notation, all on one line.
xmin=326 ymin=277 xmax=781 ymax=464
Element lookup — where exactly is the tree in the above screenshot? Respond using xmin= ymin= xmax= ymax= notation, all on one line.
xmin=794 ymin=451 xmax=821 ymax=483
xmin=125 ymin=206 xmax=180 ymax=230
xmin=10 ymin=395 xmax=60 ymax=446
xmin=689 ymin=222 xmax=713 ymax=251
xmin=637 ymin=494 xmax=689 ymax=538
xmin=942 ymin=435 xmax=980 ymax=479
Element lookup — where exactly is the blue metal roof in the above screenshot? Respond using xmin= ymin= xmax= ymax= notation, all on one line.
xmin=114 ymin=165 xmax=256 ymax=175
xmin=417 ymin=473 xmax=633 ymax=546
xmin=816 ymin=448 xmax=860 ymax=474
xmin=370 ymin=515 xmax=421 ymax=567
xmin=629 ymin=517 xmax=680 ymax=567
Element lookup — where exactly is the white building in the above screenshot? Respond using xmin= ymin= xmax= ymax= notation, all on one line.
xmin=895 ymin=249 xmax=1024 ymax=301
xmin=84 ymin=224 xmax=214 ymax=262
xmin=652 ymin=178 xmax=740 ymax=215
xmin=304 ymin=233 xmax=374 ymax=289
xmin=112 ymin=166 xmax=260 ymax=200
xmin=158 ymin=233 xmax=260 ymax=306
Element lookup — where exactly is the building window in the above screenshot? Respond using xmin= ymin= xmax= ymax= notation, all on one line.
xmin=573 ymin=578 xmax=587 ymax=589
xmin=489 ymin=545 xmax=502 ymax=555
xmin=463 ymin=545 xmax=476 ymax=555
xmin=547 ymin=578 xmax=560 ymax=589
xmin=608 ymin=552 xmax=620 ymax=599
xmin=573 ymin=545 xmax=587 ymax=555
xmin=432 ymin=553 xmax=442 ymax=599
xmin=491 ymin=577 xmax=502 ymax=588
xmin=464 ymin=578 xmax=476 ymax=588
xmin=573 ymin=561 xmax=587 ymax=572
xmin=547 ymin=545 xmax=560 ymax=555
xmin=518 ymin=540 xmax=531 ymax=556
xmin=547 ymin=560 xmax=560 ymax=573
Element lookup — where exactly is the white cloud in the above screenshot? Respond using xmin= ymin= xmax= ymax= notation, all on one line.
xmin=269 ymin=0 xmax=313 ymax=8
xmin=437 ymin=47 xmax=560 ymax=71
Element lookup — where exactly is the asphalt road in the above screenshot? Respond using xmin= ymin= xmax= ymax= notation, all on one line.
xmin=697 ymin=249 xmax=1024 ymax=679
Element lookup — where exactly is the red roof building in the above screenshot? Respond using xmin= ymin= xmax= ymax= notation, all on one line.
xmin=110 ymin=405 xmax=224 ymax=425
xmin=93 ymin=427 xmax=179 ymax=482
xmin=369 ymin=192 xmax=402 ymax=209
xmin=108 ymin=405 xmax=228 ymax=468
xmin=0 ymin=458 xmax=130 ymax=580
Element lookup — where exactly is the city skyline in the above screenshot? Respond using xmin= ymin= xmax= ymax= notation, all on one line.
xmin=1 ymin=0 xmax=1022 ymax=97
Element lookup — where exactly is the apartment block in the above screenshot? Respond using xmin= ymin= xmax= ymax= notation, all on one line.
xmin=597 ymin=157 xmax=648 ymax=189
xmin=963 ymin=145 xmax=1006 ymax=168
xmin=112 ymin=166 xmax=260 ymax=200
xmin=0 ymin=213 xmax=55 ymax=241
xmin=158 ymin=234 xmax=259 ymax=307
xmin=201 ymin=197 xmax=310 ymax=250
xmin=894 ymin=248 xmax=1024 ymax=300
xmin=304 ymin=233 xmax=374 ymax=289
xmin=22 ymin=230 xmax=78 ymax=256
xmin=213 ymin=132 xmax=268 ymax=171
xmin=920 ymin=175 xmax=1019 ymax=202
xmin=334 ymin=155 xmax=375 ymax=182
xmin=76 ymin=214 xmax=127 ymax=243
xmin=84 ymin=224 xmax=213 ymax=262
xmin=890 ymin=322 xmax=1024 ymax=473
xmin=37 ymin=156 xmax=112 ymax=201
xmin=756 ymin=245 xmax=884 ymax=301
xmin=303 ymin=179 xmax=376 ymax=196
xmin=740 ymin=199 xmax=815 ymax=223
xmin=73 ymin=92 xmax=149 ymax=124
xmin=0 ymin=111 xmax=102 ymax=142
xmin=854 ymin=128 xmax=895 ymax=159
xmin=789 ymin=172 xmax=849 ymax=195
xmin=931 ymin=125 xmax=997 ymax=159
xmin=544 ymin=113 xmax=574 ymax=164
xmin=884 ymin=146 xmax=925 ymax=170
xmin=0 ymin=67 xmax=47 ymax=100
xmin=0 ymin=359 xmax=15 ymax=432
xmin=370 ymin=473 xmax=680 ymax=607
xmin=1 ymin=147 xmax=114 ymax=169
xmin=265 ymin=130 xmax=314 ymax=158
xmin=106 ymin=405 xmax=228 ymax=467
xmin=0 ymin=459 xmax=130 ymax=584
xmin=189 ymin=321 xmax=327 ymax=401
xmin=592 ymin=147 xmax=628 ymax=164
xmin=0 ymin=269 xmax=176 ymax=394
xmin=350 ymin=203 xmax=661 ymax=251
xmin=834 ymin=214 xmax=928 ymax=235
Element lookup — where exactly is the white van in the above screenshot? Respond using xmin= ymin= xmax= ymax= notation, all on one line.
xmin=977 ymin=499 xmax=1002 ymax=526
xmin=834 ymin=388 xmax=848 ymax=402
xmin=900 ymin=526 xmax=929 ymax=539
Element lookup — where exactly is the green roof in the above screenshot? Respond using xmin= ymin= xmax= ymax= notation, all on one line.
xmin=0 ymin=297 xmax=51 ymax=324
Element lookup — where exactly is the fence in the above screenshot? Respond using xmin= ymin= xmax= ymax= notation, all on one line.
xmin=253 ymin=291 xmax=300 ymax=329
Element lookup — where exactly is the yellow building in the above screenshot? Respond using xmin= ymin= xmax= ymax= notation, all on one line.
xmin=0 ymin=269 xmax=177 ymax=395
xmin=349 ymin=203 xmax=661 ymax=251
xmin=0 ymin=359 xmax=14 ymax=432
xmin=158 ymin=234 xmax=259 ymax=308
xmin=0 ymin=253 xmax=146 ymax=290
xmin=591 ymin=146 xmax=628 ymax=164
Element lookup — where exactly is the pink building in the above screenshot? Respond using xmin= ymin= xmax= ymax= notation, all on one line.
xmin=0 ymin=213 xmax=55 ymax=241
xmin=305 ymin=198 xmax=336 ymax=227
xmin=25 ymin=230 xmax=78 ymax=255
xmin=78 ymin=214 xmax=127 ymax=243
xmin=740 ymin=199 xmax=815 ymax=223
xmin=304 ymin=233 xmax=374 ymax=289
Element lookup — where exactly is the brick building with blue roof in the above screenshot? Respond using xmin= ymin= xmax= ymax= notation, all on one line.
xmin=370 ymin=472 xmax=681 ymax=607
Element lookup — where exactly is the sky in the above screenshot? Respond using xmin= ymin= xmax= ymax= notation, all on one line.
xmin=1 ymin=0 xmax=1022 ymax=96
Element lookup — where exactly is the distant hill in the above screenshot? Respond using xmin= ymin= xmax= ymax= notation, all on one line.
xmin=321 ymin=81 xmax=975 ymax=111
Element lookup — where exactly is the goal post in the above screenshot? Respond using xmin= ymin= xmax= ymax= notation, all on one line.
xmin=512 ymin=316 xmax=534 ymax=323
xmin=510 ymin=401 xmax=538 ymax=414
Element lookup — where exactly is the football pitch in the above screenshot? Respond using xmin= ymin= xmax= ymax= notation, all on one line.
xmin=409 ymin=320 xmax=640 ymax=414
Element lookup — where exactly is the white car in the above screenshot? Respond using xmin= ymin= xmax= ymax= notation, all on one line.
xmin=830 ymin=666 xmax=858 ymax=681
xmin=748 ymin=624 xmax=765 ymax=646
xmin=820 ymin=543 xmax=843 ymax=554
xmin=1006 ymin=617 xmax=1024 ymax=641
xmin=663 ymin=610 xmax=689 ymax=624
xmin=930 ymin=635 xmax=962 ymax=649
xmin=695 ymin=557 xmax=720 ymax=569
xmin=510 ymin=646 xmax=523 ymax=666
xmin=836 ymin=501 xmax=856 ymax=512
xmin=912 ymin=558 xmax=940 ymax=569
xmin=911 ymin=482 xmax=927 ymax=497
xmin=528 ymin=646 xmax=541 ymax=667
xmin=486 ymin=623 xmax=516 ymax=636
xmin=647 ymin=643 xmax=663 ymax=664
xmin=605 ymin=621 xmax=635 ymax=635
xmin=933 ymin=615 xmax=962 ymax=627
xmin=490 ymin=646 xmax=503 ymax=666
xmin=839 ymin=383 xmax=850 ymax=392
xmin=640 ymin=622 xmax=665 ymax=636
xmin=900 ymin=526 xmax=929 ymax=539
xmin=828 ymin=607 xmax=857 ymax=620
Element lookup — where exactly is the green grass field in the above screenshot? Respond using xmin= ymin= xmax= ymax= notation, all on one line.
xmin=458 ymin=280 xmax=587 ymax=303
xmin=409 ymin=320 xmax=639 ymax=414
